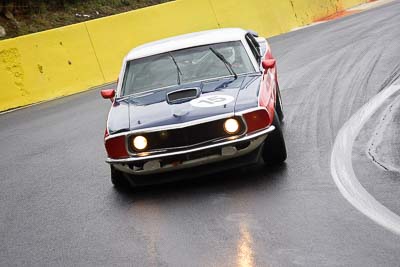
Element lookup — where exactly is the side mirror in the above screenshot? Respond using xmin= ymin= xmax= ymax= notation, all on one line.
xmin=262 ymin=59 xmax=276 ymax=70
xmin=101 ymin=89 xmax=115 ymax=101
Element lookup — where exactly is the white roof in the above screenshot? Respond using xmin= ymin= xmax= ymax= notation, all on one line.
xmin=125 ymin=28 xmax=248 ymax=61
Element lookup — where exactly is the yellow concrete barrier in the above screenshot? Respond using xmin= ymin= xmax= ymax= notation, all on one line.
xmin=209 ymin=0 xmax=299 ymax=38
xmin=0 ymin=0 xmax=367 ymax=111
xmin=0 ymin=23 xmax=105 ymax=111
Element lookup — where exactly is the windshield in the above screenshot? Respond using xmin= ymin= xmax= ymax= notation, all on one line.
xmin=121 ymin=41 xmax=254 ymax=96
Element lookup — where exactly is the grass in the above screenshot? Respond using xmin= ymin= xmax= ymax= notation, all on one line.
xmin=0 ymin=0 xmax=171 ymax=40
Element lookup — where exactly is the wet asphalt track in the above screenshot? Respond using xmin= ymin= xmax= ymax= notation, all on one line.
xmin=1 ymin=2 xmax=400 ymax=266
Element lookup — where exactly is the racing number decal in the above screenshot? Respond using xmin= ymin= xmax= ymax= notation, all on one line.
xmin=190 ymin=95 xmax=234 ymax=108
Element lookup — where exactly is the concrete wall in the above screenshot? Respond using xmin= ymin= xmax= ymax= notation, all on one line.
xmin=0 ymin=0 xmax=367 ymax=111
xmin=0 ymin=24 xmax=105 ymax=111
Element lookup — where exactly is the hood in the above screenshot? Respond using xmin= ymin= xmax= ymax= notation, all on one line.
xmin=107 ymin=74 xmax=261 ymax=134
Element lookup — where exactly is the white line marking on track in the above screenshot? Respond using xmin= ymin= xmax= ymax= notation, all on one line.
xmin=348 ymin=0 xmax=394 ymax=11
xmin=290 ymin=0 xmax=394 ymax=32
xmin=330 ymin=84 xmax=400 ymax=235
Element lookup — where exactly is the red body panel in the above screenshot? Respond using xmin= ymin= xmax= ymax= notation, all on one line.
xmin=259 ymin=46 xmax=277 ymax=125
xmin=105 ymin=136 xmax=128 ymax=159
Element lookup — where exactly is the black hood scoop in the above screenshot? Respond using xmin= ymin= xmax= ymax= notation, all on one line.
xmin=166 ymin=88 xmax=200 ymax=104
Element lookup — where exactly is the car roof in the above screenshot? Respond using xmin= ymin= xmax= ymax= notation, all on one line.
xmin=125 ymin=28 xmax=248 ymax=61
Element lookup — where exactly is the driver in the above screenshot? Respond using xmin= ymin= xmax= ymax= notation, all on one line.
xmin=219 ymin=46 xmax=243 ymax=69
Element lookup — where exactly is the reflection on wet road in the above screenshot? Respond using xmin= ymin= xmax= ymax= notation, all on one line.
xmin=237 ymin=222 xmax=254 ymax=267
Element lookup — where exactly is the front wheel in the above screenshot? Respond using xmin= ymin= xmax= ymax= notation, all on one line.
xmin=262 ymin=112 xmax=287 ymax=164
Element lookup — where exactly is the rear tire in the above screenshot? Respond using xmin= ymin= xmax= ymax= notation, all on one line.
xmin=262 ymin=112 xmax=287 ymax=164
xmin=111 ymin=165 xmax=130 ymax=189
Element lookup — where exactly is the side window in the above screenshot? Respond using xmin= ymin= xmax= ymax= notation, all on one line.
xmin=245 ymin=34 xmax=261 ymax=63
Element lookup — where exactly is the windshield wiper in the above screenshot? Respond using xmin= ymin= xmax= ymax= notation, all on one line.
xmin=168 ymin=52 xmax=183 ymax=85
xmin=209 ymin=47 xmax=238 ymax=79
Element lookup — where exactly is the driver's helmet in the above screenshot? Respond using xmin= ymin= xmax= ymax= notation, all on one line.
xmin=219 ymin=46 xmax=236 ymax=64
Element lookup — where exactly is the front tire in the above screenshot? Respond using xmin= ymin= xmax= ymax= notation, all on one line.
xmin=110 ymin=165 xmax=130 ymax=189
xmin=262 ymin=112 xmax=287 ymax=164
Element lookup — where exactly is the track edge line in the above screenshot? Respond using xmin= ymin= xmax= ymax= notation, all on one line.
xmin=330 ymin=84 xmax=400 ymax=235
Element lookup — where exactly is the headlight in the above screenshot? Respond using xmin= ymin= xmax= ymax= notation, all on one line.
xmin=133 ymin=135 xmax=148 ymax=150
xmin=223 ymin=118 xmax=240 ymax=134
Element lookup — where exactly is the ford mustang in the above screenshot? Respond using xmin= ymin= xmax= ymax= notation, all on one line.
xmin=101 ymin=28 xmax=286 ymax=188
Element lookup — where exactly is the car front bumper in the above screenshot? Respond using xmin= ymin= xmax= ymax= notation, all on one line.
xmin=106 ymin=126 xmax=275 ymax=175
